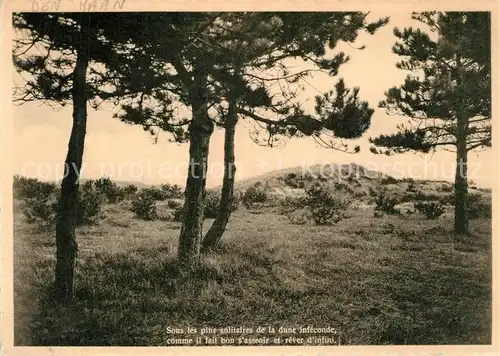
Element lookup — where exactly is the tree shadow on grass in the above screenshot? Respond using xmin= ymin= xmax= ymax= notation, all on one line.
xmin=28 ymin=249 xmax=232 ymax=346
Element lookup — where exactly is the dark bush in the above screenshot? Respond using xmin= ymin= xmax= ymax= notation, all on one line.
xmin=353 ymin=190 xmax=367 ymax=199
xmin=401 ymin=177 xmax=415 ymax=183
xmin=204 ymin=191 xmax=239 ymax=219
xmin=23 ymin=195 xmax=58 ymax=231
xmin=283 ymin=173 xmax=300 ymax=188
xmin=204 ymin=192 xmax=221 ymax=219
xmin=406 ymin=182 xmax=418 ymax=192
xmin=167 ymin=199 xmax=183 ymax=209
xmin=122 ymin=184 xmax=138 ymax=196
xmin=76 ymin=181 xmax=105 ymax=225
xmin=279 ymin=195 xmax=308 ymax=215
xmin=468 ymin=193 xmax=491 ymax=219
xmin=305 ymin=183 xmax=350 ymax=225
xmin=381 ymin=176 xmax=399 ymax=185
xmin=23 ymin=180 xmax=104 ymax=228
xmin=13 ymin=175 xmax=56 ymax=200
xmin=435 ymin=192 xmax=491 ymax=219
xmin=334 ymin=182 xmax=353 ymax=193
xmin=242 ymin=185 xmax=268 ymax=208
xmin=160 ymin=183 xmax=183 ymax=199
xmin=438 ymin=183 xmax=453 ymax=193
xmin=131 ymin=190 xmax=158 ymax=220
xmin=374 ymin=190 xmax=399 ymax=214
xmin=368 ymin=186 xmax=378 ymax=197
xmin=414 ymin=200 xmax=445 ymax=220
xmin=141 ymin=187 xmax=167 ymax=201
xmin=95 ymin=176 xmax=125 ymax=203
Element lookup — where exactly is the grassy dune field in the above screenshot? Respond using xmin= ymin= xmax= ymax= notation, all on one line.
xmin=13 ymin=166 xmax=493 ymax=346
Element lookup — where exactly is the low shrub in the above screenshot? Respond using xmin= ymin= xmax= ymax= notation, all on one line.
xmin=279 ymin=196 xmax=308 ymax=215
xmin=141 ymin=187 xmax=168 ymax=201
xmin=167 ymin=199 xmax=183 ymax=209
xmin=468 ymin=193 xmax=491 ymax=219
xmin=305 ymin=183 xmax=350 ymax=225
xmin=334 ymin=182 xmax=353 ymax=193
xmin=122 ymin=184 xmax=138 ymax=197
xmin=160 ymin=183 xmax=183 ymax=199
xmin=373 ymin=190 xmax=399 ymax=214
xmin=242 ymin=185 xmax=267 ymax=208
xmin=77 ymin=181 xmax=105 ymax=225
xmin=381 ymin=176 xmax=399 ymax=185
xmin=368 ymin=186 xmax=378 ymax=197
xmin=131 ymin=190 xmax=158 ymax=220
xmin=95 ymin=177 xmax=126 ymax=203
xmin=414 ymin=200 xmax=445 ymax=220
xmin=406 ymin=182 xmax=418 ymax=193
xmin=204 ymin=191 xmax=239 ymax=219
xmin=283 ymin=173 xmax=300 ymax=188
xmin=438 ymin=183 xmax=453 ymax=193
xmin=438 ymin=191 xmax=491 ymax=219
xmin=353 ymin=190 xmax=367 ymax=199
xmin=23 ymin=180 xmax=104 ymax=228
xmin=13 ymin=175 xmax=56 ymax=200
xmin=23 ymin=195 xmax=58 ymax=231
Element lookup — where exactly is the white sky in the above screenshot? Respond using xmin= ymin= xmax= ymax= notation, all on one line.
xmin=12 ymin=11 xmax=495 ymax=188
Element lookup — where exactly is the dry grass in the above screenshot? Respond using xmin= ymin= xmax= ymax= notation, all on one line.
xmin=13 ymin=196 xmax=492 ymax=346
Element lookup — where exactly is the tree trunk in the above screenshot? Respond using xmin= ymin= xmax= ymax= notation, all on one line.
xmin=54 ymin=47 xmax=89 ymax=302
xmin=202 ymin=97 xmax=238 ymax=251
xmin=454 ymin=115 xmax=469 ymax=235
xmin=178 ymin=71 xmax=213 ymax=267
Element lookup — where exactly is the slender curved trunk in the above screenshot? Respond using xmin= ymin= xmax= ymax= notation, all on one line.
xmin=178 ymin=71 xmax=214 ymax=267
xmin=202 ymin=96 xmax=238 ymax=251
xmin=54 ymin=46 xmax=89 ymax=302
xmin=454 ymin=114 xmax=469 ymax=235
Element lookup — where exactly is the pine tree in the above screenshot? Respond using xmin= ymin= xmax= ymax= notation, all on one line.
xmin=13 ymin=12 xmax=155 ymax=301
xmin=369 ymin=12 xmax=491 ymax=234
xmin=200 ymin=13 xmax=387 ymax=251
xmin=108 ymin=12 xmax=388 ymax=263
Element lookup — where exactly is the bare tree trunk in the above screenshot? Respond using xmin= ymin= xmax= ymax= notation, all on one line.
xmin=178 ymin=71 xmax=213 ymax=267
xmin=454 ymin=115 xmax=469 ymax=235
xmin=54 ymin=47 xmax=89 ymax=302
xmin=202 ymin=97 xmax=238 ymax=251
